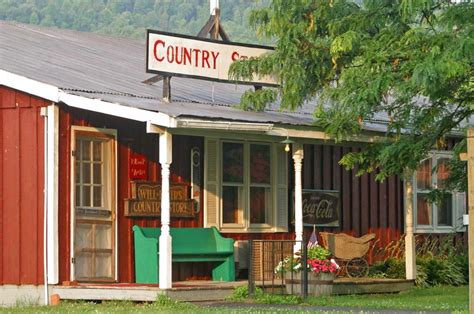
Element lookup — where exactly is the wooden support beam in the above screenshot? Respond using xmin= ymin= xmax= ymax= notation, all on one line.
xmin=163 ymin=76 xmax=171 ymax=103
xmin=142 ymin=75 xmax=164 ymax=85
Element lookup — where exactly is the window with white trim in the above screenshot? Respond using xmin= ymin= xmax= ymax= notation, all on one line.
xmin=413 ymin=152 xmax=466 ymax=233
xmin=205 ymin=138 xmax=288 ymax=233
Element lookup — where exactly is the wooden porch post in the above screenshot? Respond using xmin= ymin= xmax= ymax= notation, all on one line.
xmin=466 ymin=129 xmax=474 ymax=312
xmin=293 ymin=143 xmax=304 ymax=250
xmin=159 ymin=130 xmax=173 ymax=289
xmin=404 ymin=169 xmax=416 ymax=280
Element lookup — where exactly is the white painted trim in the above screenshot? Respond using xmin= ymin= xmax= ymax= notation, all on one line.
xmin=0 ymin=70 xmax=59 ymax=102
xmin=177 ymin=119 xmax=273 ymax=132
xmin=59 ymin=92 xmax=177 ymax=128
xmin=46 ymin=105 xmax=59 ymax=284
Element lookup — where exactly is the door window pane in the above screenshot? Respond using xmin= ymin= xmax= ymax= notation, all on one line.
xmin=83 ymin=141 xmax=91 ymax=160
xmin=222 ymin=186 xmax=242 ymax=224
xmin=417 ymin=194 xmax=432 ymax=225
xmin=417 ymin=159 xmax=431 ymax=190
xmin=250 ymin=187 xmax=271 ymax=224
xmin=93 ymin=141 xmax=102 ymax=161
xmin=82 ymin=186 xmax=91 ymax=207
xmin=250 ymin=144 xmax=270 ymax=184
xmin=223 ymin=143 xmax=243 ymax=183
xmin=83 ymin=163 xmax=91 ymax=184
xmin=93 ymin=163 xmax=102 ymax=184
xmin=93 ymin=186 xmax=102 ymax=207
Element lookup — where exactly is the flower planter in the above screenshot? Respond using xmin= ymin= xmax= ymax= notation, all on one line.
xmin=284 ymin=272 xmax=335 ymax=296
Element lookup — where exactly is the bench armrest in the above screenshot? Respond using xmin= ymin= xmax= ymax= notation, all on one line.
xmin=211 ymin=227 xmax=234 ymax=253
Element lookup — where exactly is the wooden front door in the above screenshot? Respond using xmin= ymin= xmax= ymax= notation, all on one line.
xmin=71 ymin=129 xmax=116 ymax=282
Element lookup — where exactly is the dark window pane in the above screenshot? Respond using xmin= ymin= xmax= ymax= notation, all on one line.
xmin=438 ymin=193 xmax=453 ymax=226
xmin=250 ymin=187 xmax=270 ymax=224
xmin=250 ymin=144 xmax=270 ymax=184
xmin=223 ymin=143 xmax=243 ymax=183
xmin=222 ymin=186 xmax=241 ymax=224
xmin=417 ymin=159 xmax=432 ymax=190
xmin=437 ymin=158 xmax=450 ymax=189
xmin=417 ymin=194 xmax=432 ymax=225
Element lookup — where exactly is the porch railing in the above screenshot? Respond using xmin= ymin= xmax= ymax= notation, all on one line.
xmin=248 ymin=239 xmax=308 ymax=298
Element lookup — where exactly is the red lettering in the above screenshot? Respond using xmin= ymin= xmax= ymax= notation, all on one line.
xmin=183 ymin=47 xmax=192 ymax=65
xmin=167 ymin=45 xmax=174 ymax=63
xmin=211 ymin=51 xmax=219 ymax=69
xmin=153 ymin=40 xmax=165 ymax=62
xmin=202 ymin=50 xmax=210 ymax=68
xmin=231 ymin=51 xmax=239 ymax=61
xmin=175 ymin=46 xmax=183 ymax=65
xmin=193 ymin=48 xmax=201 ymax=66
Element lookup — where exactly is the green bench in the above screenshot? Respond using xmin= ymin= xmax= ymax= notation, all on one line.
xmin=132 ymin=225 xmax=235 ymax=284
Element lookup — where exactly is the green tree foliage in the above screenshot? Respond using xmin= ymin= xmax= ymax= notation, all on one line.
xmin=230 ymin=0 xmax=473 ymax=187
xmin=0 ymin=0 xmax=269 ymax=43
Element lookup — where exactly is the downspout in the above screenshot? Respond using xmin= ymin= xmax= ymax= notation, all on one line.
xmin=40 ymin=106 xmax=49 ymax=305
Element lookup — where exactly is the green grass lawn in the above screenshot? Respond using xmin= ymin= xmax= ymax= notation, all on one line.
xmin=304 ymin=285 xmax=469 ymax=312
xmin=0 ymin=286 xmax=469 ymax=313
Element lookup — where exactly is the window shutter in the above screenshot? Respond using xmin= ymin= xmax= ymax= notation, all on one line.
xmin=204 ymin=138 xmax=219 ymax=228
xmin=275 ymin=145 xmax=288 ymax=232
xmin=455 ymin=192 xmax=466 ymax=232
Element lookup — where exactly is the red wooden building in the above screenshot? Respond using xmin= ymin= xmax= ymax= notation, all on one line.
xmin=0 ymin=21 xmax=467 ymax=305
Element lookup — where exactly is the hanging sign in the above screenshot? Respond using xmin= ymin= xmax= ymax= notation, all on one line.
xmin=124 ymin=181 xmax=195 ymax=218
xmin=293 ymin=190 xmax=340 ymax=227
xmin=146 ymin=30 xmax=277 ymax=86
xmin=129 ymin=152 xmax=147 ymax=180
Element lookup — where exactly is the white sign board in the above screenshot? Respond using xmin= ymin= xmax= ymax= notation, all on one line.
xmin=146 ymin=30 xmax=277 ymax=86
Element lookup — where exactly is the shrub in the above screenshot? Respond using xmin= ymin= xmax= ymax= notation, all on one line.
xmin=369 ymin=258 xmax=405 ymax=279
xmin=417 ymin=255 xmax=466 ymax=286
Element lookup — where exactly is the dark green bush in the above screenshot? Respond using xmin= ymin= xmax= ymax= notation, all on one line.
xmin=417 ymin=255 xmax=466 ymax=286
xmin=369 ymin=258 xmax=405 ymax=279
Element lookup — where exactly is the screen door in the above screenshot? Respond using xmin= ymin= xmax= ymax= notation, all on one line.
xmin=72 ymin=132 xmax=116 ymax=282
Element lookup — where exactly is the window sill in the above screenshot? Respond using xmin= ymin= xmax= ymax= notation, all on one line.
xmin=414 ymin=227 xmax=457 ymax=234
xmin=219 ymin=226 xmax=284 ymax=233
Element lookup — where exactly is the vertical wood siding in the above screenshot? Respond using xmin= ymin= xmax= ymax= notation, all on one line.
xmin=301 ymin=144 xmax=405 ymax=262
xmin=0 ymin=86 xmax=47 ymax=285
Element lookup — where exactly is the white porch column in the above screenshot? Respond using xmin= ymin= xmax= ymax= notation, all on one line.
xmin=159 ymin=131 xmax=173 ymax=289
xmin=293 ymin=143 xmax=304 ymax=251
xmin=404 ymin=170 xmax=416 ymax=280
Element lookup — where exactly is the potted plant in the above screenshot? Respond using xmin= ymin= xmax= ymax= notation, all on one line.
xmin=275 ymin=244 xmax=339 ymax=296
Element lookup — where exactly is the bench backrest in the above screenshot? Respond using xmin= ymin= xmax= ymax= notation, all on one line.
xmin=133 ymin=226 xmax=232 ymax=254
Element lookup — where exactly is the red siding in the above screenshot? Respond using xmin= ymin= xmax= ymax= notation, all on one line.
xmin=300 ymin=143 xmax=405 ymax=261
xmin=0 ymin=86 xmax=47 ymax=285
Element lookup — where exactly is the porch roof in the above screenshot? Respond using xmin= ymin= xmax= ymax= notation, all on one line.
xmin=0 ymin=21 xmax=390 ymax=133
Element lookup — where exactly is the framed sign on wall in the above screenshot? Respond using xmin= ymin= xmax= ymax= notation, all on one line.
xmin=293 ymin=189 xmax=341 ymax=227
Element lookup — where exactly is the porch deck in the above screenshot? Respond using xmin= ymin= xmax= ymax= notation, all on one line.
xmin=51 ymin=281 xmax=247 ymax=302
xmin=51 ymin=278 xmax=414 ymax=302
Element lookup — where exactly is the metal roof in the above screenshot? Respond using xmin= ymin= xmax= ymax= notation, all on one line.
xmin=0 ymin=21 xmax=390 ymax=131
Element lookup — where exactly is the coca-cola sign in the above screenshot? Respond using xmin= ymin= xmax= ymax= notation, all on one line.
xmin=294 ymin=190 xmax=340 ymax=227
